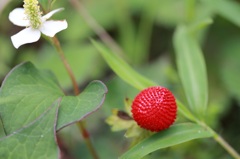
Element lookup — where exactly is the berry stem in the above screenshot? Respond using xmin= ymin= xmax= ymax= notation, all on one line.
xmin=51 ymin=36 xmax=99 ymax=159
xmin=177 ymin=100 xmax=239 ymax=159
xmin=213 ymin=133 xmax=240 ymax=159
xmin=200 ymin=122 xmax=240 ymax=159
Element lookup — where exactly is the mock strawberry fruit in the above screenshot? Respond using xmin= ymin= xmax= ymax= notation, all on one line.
xmin=131 ymin=86 xmax=177 ymax=132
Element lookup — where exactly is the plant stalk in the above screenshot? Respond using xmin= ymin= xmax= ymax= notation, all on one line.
xmin=213 ymin=132 xmax=240 ymax=159
xmin=200 ymin=122 xmax=240 ymax=159
xmin=52 ymin=37 xmax=79 ymax=95
xmin=51 ymin=36 xmax=99 ymax=159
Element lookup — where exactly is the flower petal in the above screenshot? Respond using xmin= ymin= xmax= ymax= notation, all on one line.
xmin=9 ymin=8 xmax=30 ymax=27
xmin=42 ymin=8 xmax=64 ymax=21
xmin=40 ymin=20 xmax=68 ymax=37
xmin=11 ymin=28 xmax=41 ymax=49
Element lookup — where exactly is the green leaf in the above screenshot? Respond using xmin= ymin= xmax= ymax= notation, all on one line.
xmin=176 ymin=99 xmax=198 ymax=122
xmin=188 ymin=18 xmax=213 ymax=34
xmin=0 ymin=99 xmax=60 ymax=159
xmin=57 ymin=80 xmax=108 ymax=130
xmin=0 ymin=62 xmax=107 ymax=158
xmin=173 ymin=25 xmax=208 ymax=117
xmin=92 ymin=40 xmax=198 ymax=122
xmin=201 ymin=0 xmax=240 ymax=27
xmin=0 ymin=62 xmax=64 ymax=134
xmin=119 ymin=123 xmax=213 ymax=159
xmin=91 ymin=40 xmax=156 ymax=90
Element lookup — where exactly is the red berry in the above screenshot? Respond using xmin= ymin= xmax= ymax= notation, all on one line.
xmin=131 ymin=86 xmax=177 ymax=132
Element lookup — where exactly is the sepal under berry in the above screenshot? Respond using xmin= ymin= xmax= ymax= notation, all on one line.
xmin=105 ymin=98 xmax=158 ymax=146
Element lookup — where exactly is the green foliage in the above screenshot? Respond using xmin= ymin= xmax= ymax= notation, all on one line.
xmin=57 ymin=80 xmax=107 ymax=130
xmin=0 ymin=62 xmax=107 ymax=158
xmin=106 ymin=98 xmax=153 ymax=146
xmin=1 ymin=0 xmax=240 ymax=158
xmin=173 ymin=24 xmax=208 ymax=118
xmin=0 ymin=62 xmax=63 ymax=134
xmin=17 ymin=43 xmax=104 ymax=89
xmin=92 ymin=39 xmax=198 ymax=123
xmin=92 ymin=40 xmax=156 ymax=90
xmin=93 ymin=37 xmax=215 ymax=158
xmin=120 ymin=123 xmax=213 ymax=159
xmin=0 ymin=100 xmax=60 ymax=159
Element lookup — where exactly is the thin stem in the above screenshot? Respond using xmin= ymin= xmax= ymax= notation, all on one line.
xmin=213 ymin=132 xmax=240 ymax=159
xmin=178 ymin=101 xmax=240 ymax=159
xmin=77 ymin=122 xmax=99 ymax=159
xmin=52 ymin=37 xmax=79 ymax=95
xmin=200 ymin=122 xmax=240 ymax=159
xmin=51 ymin=36 xmax=99 ymax=159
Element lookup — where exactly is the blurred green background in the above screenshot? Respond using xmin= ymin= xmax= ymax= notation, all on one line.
xmin=0 ymin=0 xmax=240 ymax=158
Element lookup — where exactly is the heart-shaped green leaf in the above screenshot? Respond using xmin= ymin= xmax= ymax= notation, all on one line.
xmin=0 ymin=98 xmax=60 ymax=159
xmin=57 ymin=80 xmax=107 ymax=130
xmin=0 ymin=62 xmax=64 ymax=134
xmin=0 ymin=62 xmax=107 ymax=158
xmin=119 ymin=123 xmax=213 ymax=159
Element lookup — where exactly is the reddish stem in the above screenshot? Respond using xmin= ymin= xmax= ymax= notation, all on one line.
xmin=52 ymin=36 xmax=99 ymax=159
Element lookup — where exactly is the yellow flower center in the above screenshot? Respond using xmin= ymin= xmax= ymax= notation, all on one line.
xmin=23 ymin=0 xmax=42 ymax=29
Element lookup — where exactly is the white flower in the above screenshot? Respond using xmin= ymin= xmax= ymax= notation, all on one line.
xmin=9 ymin=7 xmax=68 ymax=49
